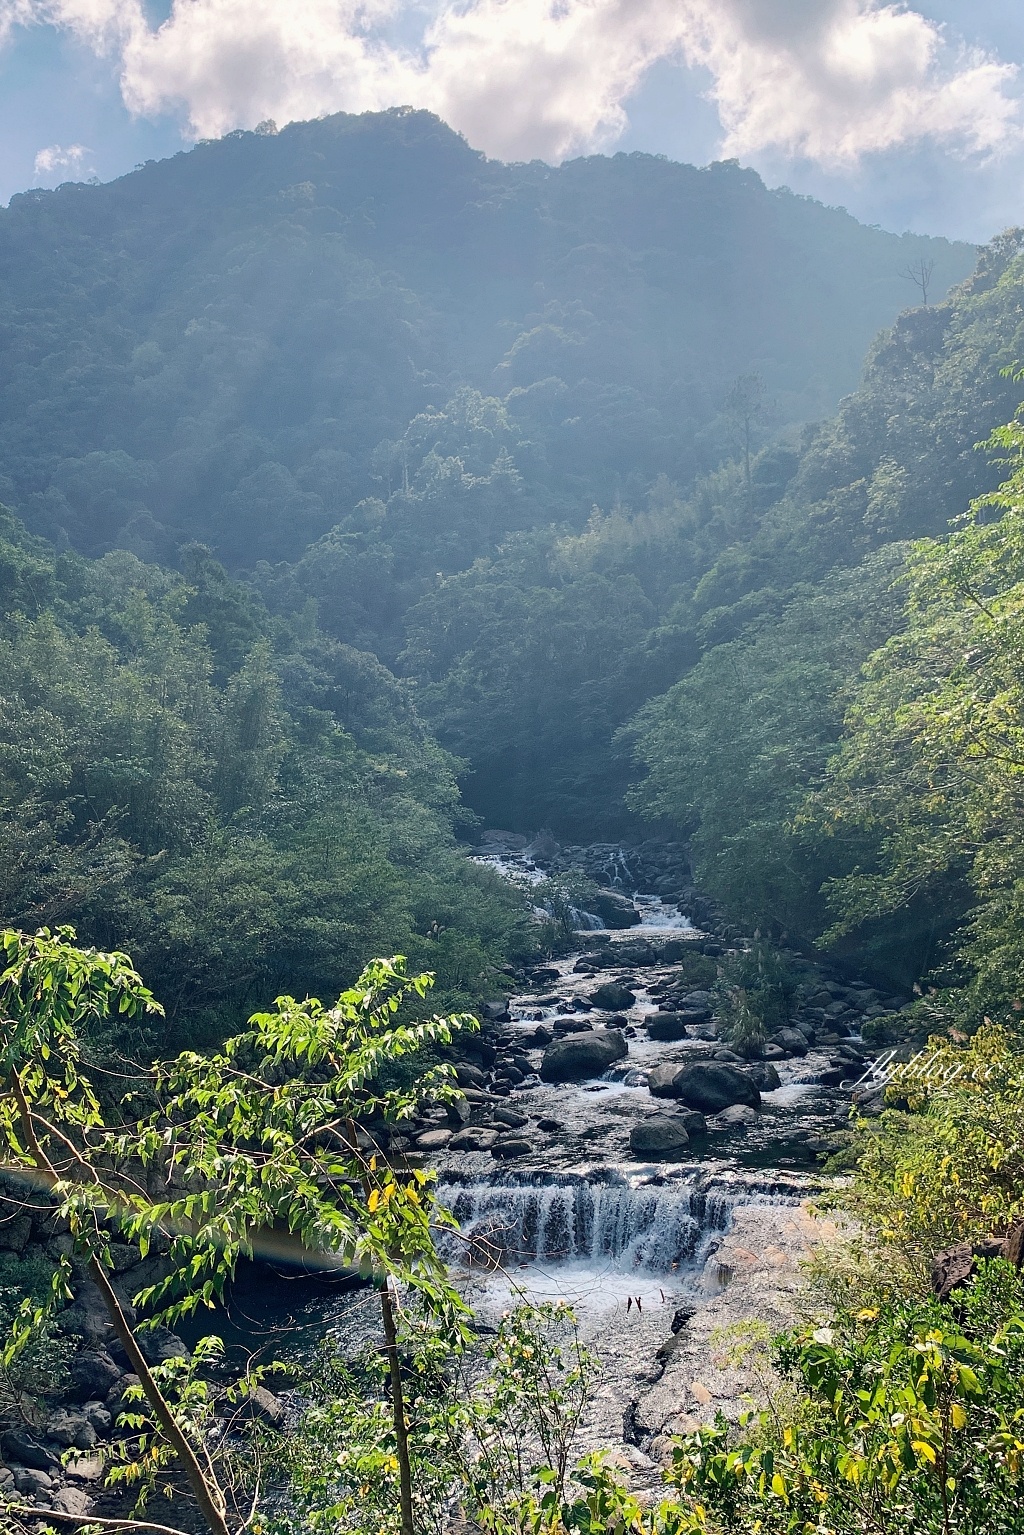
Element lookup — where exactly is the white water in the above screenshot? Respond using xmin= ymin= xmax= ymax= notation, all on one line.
xmin=436 ymin=1175 xmax=734 ymax=1274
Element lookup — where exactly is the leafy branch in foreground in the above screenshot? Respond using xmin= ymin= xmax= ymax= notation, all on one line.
xmin=0 ymin=925 xmax=477 ymax=1535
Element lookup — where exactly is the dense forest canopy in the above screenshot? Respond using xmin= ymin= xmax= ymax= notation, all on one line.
xmin=4 ymin=108 xmax=1024 ymax=1018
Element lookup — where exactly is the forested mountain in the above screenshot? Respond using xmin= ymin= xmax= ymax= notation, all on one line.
xmin=0 ymin=106 xmax=967 ymax=574
xmin=2 ymin=107 xmax=1020 ymax=1023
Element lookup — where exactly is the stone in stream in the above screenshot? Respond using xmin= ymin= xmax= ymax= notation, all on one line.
xmin=712 ymin=1104 xmax=759 ymax=1129
xmin=589 ymin=982 xmax=637 ymax=1011
xmin=491 ymin=1108 xmax=529 ymax=1129
xmin=446 ymin=1095 xmax=471 ymax=1127
xmin=414 ymin=1129 xmax=452 ymax=1151
xmin=770 ymin=1027 xmax=809 ymax=1057
xmin=539 ymin=1029 xmax=628 ymax=1082
xmin=644 ymin=1012 xmax=704 ymax=1042
xmin=648 ymin=1062 xmax=761 ymax=1113
xmin=629 ymin=1114 xmax=691 ymax=1158
xmin=491 ymin=1135 xmax=533 ymax=1159
xmin=449 ymin=1128 xmax=499 ymax=1152
xmin=588 ymin=889 xmax=642 ymax=928
xmin=742 ymin=1061 xmax=782 ymax=1092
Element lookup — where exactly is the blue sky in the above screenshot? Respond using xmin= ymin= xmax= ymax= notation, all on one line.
xmin=1 ymin=0 xmax=1021 ymax=242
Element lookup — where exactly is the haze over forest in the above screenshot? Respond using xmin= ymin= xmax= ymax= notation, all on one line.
xmin=6 ymin=99 xmax=1024 ymax=1535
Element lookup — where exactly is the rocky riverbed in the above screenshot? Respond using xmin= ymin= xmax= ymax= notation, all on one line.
xmin=0 ymin=834 xmax=903 ymax=1519
xmin=400 ymin=831 xmax=902 ymax=1468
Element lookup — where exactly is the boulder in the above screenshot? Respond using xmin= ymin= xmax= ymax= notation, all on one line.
xmin=446 ymin=1095 xmax=471 ymax=1127
xmin=540 ymin=1030 xmax=627 ymax=1082
xmin=590 ymin=982 xmax=636 ymax=1012
xmin=629 ymin=1115 xmax=691 ymax=1159
xmin=588 ymin=890 xmax=642 ymax=928
xmin=455 ymin=1063 xmax=487 ymax=1088
xmin=13 ymin=1466 xmax=54 ymax=1496
xmin=491 ymin=1136 xmax=532 ymax=1159
xmin=537 ymin=1118 xmax=564 ymax=1133
xmin=646 ymin=1063 xmax=688 ymax=1099
xmin=225 ymin=1384 xmax=286 ymax=1428
xmin=612 ymin=940 xmax=657 ymax=967
xmin=932 ymin=1221 xmax=1024 ymax=1301
xmin=770 ymin=1028 xmax=809 ymax=1057
xmin=449 ymin=1128 xmax=499 ymax=1152
xmin=1 ymin=1428 xmax=58 ymax=1471
xmin=644 ymin=1012 xmax=691 ymax=1042
xmin=743 ymin=1061 xmax=782 ymax=1092
xmin=413 ymin=1129 xmax=452 ymax=1152
xmin=52 ymin=1486 xmax=95 ymax=1518
xmin=673 ymin=1064 xmax=761 ymax=1114
xmin=680 ymin=990 xmax=715 ymax=1016
xmin=491 ymin=1108 xmax=528 ymax=1129
xmin=712 ymin=1104 xmax=759 ymax=1128
xmin=67 ymin=1349 xmax=122 ymax=1403
xmin=45 ymin=1409 xmax=96 ymax=1450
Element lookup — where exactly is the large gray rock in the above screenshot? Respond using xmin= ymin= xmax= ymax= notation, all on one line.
xmin=629 ymin=1115 xmax=691 ymax=1158
xmin=646 ymin=1063 xmax=689 ymax=1098
xmin=771 ymin=1028 xmax=809 ymax=1057
xmin=449 ymin=1127 xmax=498 ymax=1152
xmin=46 ymin=1409 xmax=96 ymax=1450
xmin=491 ymin=1136 xmax=532 ymax=1159
xmin=589 ymin=890 xmax=642 ymax=928
xmin=52 ymin=1486 xmax=95 ymax=1518
xmin=2 ymin=1429 xmax=58 ymax=1471
xmin=673 ymin=1064 xmax=761 ymax=1114
xmin=540 ymin=1029 xmax=627 ymax=1082
xmin=590 ymin=982 xmax=636 ymax=1011
xmin=743 ymin=1061 xmax=782 ymax=1092
xmin=67 ymin=1350 xmax=122 ymax=1403
xmin=712 ymin=1104 xmax=759 ymax=1128
xmin=645 ymin=1013 xmax=696 ymax=1042
xmin=413 ymin=1128 xmax=452 ymax=1152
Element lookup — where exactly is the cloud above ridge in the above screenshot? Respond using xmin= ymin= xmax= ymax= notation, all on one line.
xmin=3 ymin=0 xmax=1020 ymax=167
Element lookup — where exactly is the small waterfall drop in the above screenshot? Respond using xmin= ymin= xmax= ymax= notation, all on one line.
xmin=435 ymin=1172 xmax=737 ymax=1274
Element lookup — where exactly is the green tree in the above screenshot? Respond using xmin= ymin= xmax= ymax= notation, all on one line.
xmin=0 ymin=926 xmax=476 ymax=1535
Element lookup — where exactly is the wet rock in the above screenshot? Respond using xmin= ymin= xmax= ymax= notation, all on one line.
xmin=481 ymin=1000 xmax=511 ymax=1022
xmin=537 ymin=1118 xmax=564 ymax=1133
xmin=646 ymin=1063 xmax=689 ymax=1098
xmin=770 ymin=1028 xmax=809 ymax=1057
xmin=223 ymin=1384 xmax=286 ymax=1428
xmin=491 ymin=1136 xmax=532 ymax=1159
xmin=629 ymin=1115 xmax=691 ymax=1158
xmin=491 ymin=1108 xmax=529 ymax=1129
xmin=612 ymin=939 xmax=658 ymax=966
xmin=712 ymin=1104 xmax=759 ymax=1129
xmin=589 ymin=982 xmax=636 ymax=1011
xmin=529 ymin=967 xmax=561 ymax=986
xmin=449 ymin=1128 xmax=499 ymax=1152
xmin=674 ymin=1064 xmax=761 ymax=1114
xmin=589 ymin=890 xmax=642 ymax=928
xmin=414 ymin=1129 xmax=452 ymax=1151
xmin=644 ymin=1013 xmax=692 ymax=1042
xmin=742 ymin=1062 xmax=782 ymax=1092
xmin=527 ymin=1024 xmax=553 ymax=1046
xmin=540 ymin=1029 xmax=628 ymax=1082
xmin=2 ymin=1430 xmax=58 ymax=1472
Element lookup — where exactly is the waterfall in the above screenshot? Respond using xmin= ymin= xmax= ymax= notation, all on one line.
xmin=435 ymin=1172 xmax=737 ymax=1274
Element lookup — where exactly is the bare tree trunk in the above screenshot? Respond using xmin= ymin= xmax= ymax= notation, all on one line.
xmin=380 ymin=1277 xmax=415 ymax=1535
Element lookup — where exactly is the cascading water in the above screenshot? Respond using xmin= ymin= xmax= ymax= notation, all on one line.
xmin=436 ymin=1173 xmax=736 ymax=1274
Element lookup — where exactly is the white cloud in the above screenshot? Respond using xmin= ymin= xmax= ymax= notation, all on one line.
xmin=33 ymin=141 xmax=94 ymax=178
xmin=5 ymin=0 xmax=1022 ymax=168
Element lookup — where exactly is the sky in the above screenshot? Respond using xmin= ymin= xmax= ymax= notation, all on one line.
xmin=0 ymin=0 xmax=1021 ymax=243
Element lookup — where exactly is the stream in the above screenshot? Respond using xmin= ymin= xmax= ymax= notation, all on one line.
xmin=202 ymin=835 xmax=889 ymax=1469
